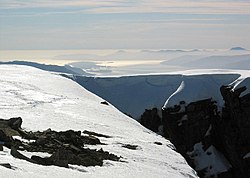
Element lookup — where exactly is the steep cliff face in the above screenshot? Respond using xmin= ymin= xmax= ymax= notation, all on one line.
xmin=216 ymin=86 xmax=250 ymax=177
xmin=140 ymin=108 xmax=161 ymax=133
xmin=161 ymin=86 xmax=250 ymax=178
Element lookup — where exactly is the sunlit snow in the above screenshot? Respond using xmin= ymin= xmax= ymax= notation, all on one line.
xmin=0 ymin=65 xmax=197 ymax=178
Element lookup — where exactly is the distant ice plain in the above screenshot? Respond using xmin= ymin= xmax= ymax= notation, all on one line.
xmin=0 ymin=48 xmax=249 ymax=76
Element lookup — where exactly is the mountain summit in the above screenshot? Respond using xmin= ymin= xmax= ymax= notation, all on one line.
xmin=0 ymin=65 xmax=197 ymax=178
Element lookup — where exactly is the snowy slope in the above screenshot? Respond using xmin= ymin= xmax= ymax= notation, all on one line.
xmin=72 ymin=69 xmax=250 ymax=118
xmin=164 ymin=69 xmax=250 ymax=109
xmin=0 ymin=65 xmax=197 ymax=178
xmin=0 ymin=61 xmax=89 ymax=75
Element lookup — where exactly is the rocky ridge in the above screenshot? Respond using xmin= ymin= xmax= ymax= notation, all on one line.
xmin=140 ymin=85 xmax=250 ymax=178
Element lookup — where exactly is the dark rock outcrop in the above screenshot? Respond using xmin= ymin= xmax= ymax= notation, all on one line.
xmin=0 ymin=118 xmax=120 ymax=169
xmin=215 ymin=86 xmax=250 ymax=177
xmin=30 ymin=147 xmax=118 ymax=168
xmin=0 ymin=163 xmax=12 ymax=169
xmin=100 ymin=101 xmax=109 ymax=105
xmin=163 ymin=98 xmax=217 ymax=156
xmin=138 ymin=85 xmax=250 ymax=177
xmin=161 ymin=86 xmax=250 ymax=178
xmin=83 ymin=130 xmax=111 ymax=138
xmin=140 ymin=108 xmax=161 ymax=133
xmin=121 ymin=144 xmax=138 ymax=150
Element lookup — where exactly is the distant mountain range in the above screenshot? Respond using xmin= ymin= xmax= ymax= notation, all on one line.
xmin=230 ymin=47 xmax=247 ymax=51
xmin=161 ymin=54 xmax=250 ymax=70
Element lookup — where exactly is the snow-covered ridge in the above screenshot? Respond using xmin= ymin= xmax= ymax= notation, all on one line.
xmin=164 ymin=69 xmax=250 ymax=109
xmin=71 ymin=69 xmax=250 ymax=118
xmin=0 ymin=65 xmax=197 ymax=178
xmin=0 ymin=60 xmax=89 ymax=76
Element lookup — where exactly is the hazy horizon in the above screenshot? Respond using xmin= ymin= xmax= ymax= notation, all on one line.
xmin=0 ymin=47 xmax=249 ymax=66
xmin=1 ymin=0 xmax=250 ymax=51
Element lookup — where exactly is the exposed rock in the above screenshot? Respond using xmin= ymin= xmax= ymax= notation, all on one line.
xmin=0 ymin=117 xmax=121 ymax=170
xmin=161 ymin=86 xmax=250 ymax=178
xmin=101 ymin=101 xmax=109 ymax=105
xmin=216 ymin=86 xmax=250 ymax=177
xmin=154 ymin=142 xmax=162 ymax=145
xmin=7 ymin=117 xmax=22 ymax=130
xmin=140 ymin=108 xmax=161 ymax=133
xmin=0 ymin=130 xmax=12 ymax=143
xmin=163 ymin=98 xmax=216 ymax=157
xmin=0 ymin=163 xmax=12 ymax=169
xmin=17 ymin=129 xmax=102 ymax=153
xmin=32 ymin=147 xmax=120 ymax=168
xmin=0 ymin=118 xmax=21 ymax=137
xmin=32 ymin=148 xmax=70 ymax=168
xmin=122 ymin=144 xmax=138 ymax=150
xmin=11 ymin=147 xmax=38 ymax=164
xmin=83 ymin=130 xmax=111 ymax=138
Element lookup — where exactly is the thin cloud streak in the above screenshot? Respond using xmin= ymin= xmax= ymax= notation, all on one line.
xmin=0 ymin=0 xmax=123 ymax=9
xmin=0 ymin=0 xmax=250 ymax=15
xmin=85 ymin=1 xmax=250 ymax=15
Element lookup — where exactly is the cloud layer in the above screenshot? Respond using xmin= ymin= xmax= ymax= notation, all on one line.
xmin=0 ymin=0 xmax=250 ymax=50
xmin=1 ymin=0 xmax=250 ymax=15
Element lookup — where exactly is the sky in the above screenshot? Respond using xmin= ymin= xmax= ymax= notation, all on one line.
xmin=0 ymin=0 xmax=250 ymax=50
